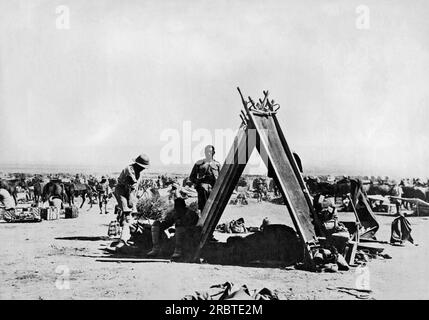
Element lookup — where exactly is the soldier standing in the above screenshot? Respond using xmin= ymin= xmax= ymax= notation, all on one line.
xmin=189 ymin=145 xmax=221 ymax=213
xmin=97 ymin=176 xmax=110 ymax=214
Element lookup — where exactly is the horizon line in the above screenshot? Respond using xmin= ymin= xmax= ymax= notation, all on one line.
xmin=0 ymin=162 xmax=424 ymax=179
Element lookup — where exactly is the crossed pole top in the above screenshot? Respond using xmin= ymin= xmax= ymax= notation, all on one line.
xmin=237 ymin=87 xmax=280 ymax=120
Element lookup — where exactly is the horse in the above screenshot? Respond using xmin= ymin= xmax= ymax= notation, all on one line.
xmin=305 ymin=176 xmax=337 ymax=198
xmin=400 ymin=185 xmax=429 ymax=209
xmin=367 ymin=183 xmax=400 ymax=197
xmin=42 ymin=181 xmax=69 ymax=205
xmin=73 ymin=183 xmax=95 ymax=209
xmin=63 ymin=182 xmax=75 ymax=205
xmin=25 ymin=176 xmax=46 ymax=205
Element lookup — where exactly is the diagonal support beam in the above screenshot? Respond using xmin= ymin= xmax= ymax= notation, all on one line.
xmin=246 ymin=110 xmax=317 ymax=243
xmin=194 ymin=122 xmax=256 ymax=260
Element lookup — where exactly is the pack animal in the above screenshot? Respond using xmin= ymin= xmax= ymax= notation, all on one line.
xmin=42 ymin=181 xmax=69 ymax=205
xmin=73 ymin=183 xmax=95 ymax=209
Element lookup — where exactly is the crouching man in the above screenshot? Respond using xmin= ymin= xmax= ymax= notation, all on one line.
xmin=147 ymin=198 xmax=199 ymax=260
xmin=114 ymin=153 xmax=150 ymax=248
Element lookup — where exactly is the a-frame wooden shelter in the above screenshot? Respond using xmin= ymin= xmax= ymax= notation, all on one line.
xmin=193 ymin=88 xmax=319 ymax=267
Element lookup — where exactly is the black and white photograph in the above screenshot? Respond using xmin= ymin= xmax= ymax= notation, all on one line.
xmin=1 ymin=0 xmax=429 ymax=305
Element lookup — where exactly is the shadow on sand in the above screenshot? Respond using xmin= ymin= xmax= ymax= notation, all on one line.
xmin=55 ymin=236 xmax=112 ymax=241
xmin=90 ymin=224 xmax=303 ymax=269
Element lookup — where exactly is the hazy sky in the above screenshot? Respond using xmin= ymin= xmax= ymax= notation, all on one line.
xmin=1 ymin=0 xmax=429 ymax=177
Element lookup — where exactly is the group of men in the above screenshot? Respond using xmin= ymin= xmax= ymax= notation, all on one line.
xmin=112 ymin=145 xmax=221 ymax=260
xmin=1 ymin=145 xmax=221 ymax=260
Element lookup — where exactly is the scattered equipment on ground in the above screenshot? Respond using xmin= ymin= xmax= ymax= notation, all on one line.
xmin=40 ymin=207 xmax=60 ymax=220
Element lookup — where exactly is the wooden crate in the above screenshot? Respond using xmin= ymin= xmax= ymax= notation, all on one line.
xmin=40 ymin=207 xmax=59 ymax=220
xmin=65 ymin=205 xmax=79 ymax=219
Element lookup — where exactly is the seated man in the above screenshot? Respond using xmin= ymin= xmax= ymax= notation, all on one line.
xmin=0 ymin=188 xmax=17 ymax=221
xmin=147 ymin=198 xmax=199 ymax=259
xmin=313 ymin=194 xmax=350 ymax=254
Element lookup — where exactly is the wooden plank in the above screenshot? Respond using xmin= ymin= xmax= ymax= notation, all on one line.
xmin=272 ymin=113 xmax=322 ymax=242
xmin=389 ymin=196 xmax=429 ymax=207
xmin=348 ymin=194 xmax=362 ymax=228
xmin=350 ymin=180 xmax=379 ymax=239
xmin=246 ymin=110 xmax=317 ymax=244
xmin=194 ymin=123 xmax=256 ymax=260
xmin=345 ymin=240 xmax=358 ymax=265
xmin=272 ymin=115 xmax=314 ymax=210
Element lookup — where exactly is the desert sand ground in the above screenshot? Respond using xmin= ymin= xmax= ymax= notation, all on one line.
xmin=1 ymin=195 xmax=428 ymax=300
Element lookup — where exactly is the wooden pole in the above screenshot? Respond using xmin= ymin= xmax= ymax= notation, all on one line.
xmin=348 ymin=194 xmax=362 ymax=228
